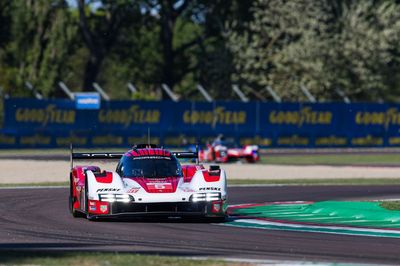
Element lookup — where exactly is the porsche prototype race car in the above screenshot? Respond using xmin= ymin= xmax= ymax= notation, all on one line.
xmin=69 ymin=144 xmax=227 ymax=221
xmin=196 ymin=139 xmax=259 ymax=163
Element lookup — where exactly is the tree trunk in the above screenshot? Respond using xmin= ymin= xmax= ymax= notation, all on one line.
xmin=82 ymin=53 xmax=103 ymax=91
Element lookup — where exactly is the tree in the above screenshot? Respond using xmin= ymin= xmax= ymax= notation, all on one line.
xmin=226 ymin=0 xmax=332 ymax=100
xmin=197 ymin=0 xmax=253 ymax=99
xmin=98 ymin=13 xmax=162 ymax=100
xmin=3 ymin=0 xmax=77 ymax=97
xmin=226 ymin=0 xmax=400 ymax=102
xmin=76 ymin=0 xmax=141 ymax=91
xmin=0 ymin=0 xmax=11 ymax=49
xmin=138 ymin=0 xmax=205 ymax=98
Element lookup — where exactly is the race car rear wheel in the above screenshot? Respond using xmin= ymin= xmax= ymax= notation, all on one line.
xmin=204 ymin=216 xmax=227 ymax=223
xmin=69 ymin=177 xmax=80 ymax=218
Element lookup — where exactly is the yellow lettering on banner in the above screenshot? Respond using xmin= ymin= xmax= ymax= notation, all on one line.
xmin=269 ymin=107 xmax=332 ymax=127
xmin=240 ymin=136 xmax=272 ymax=146
xmin=15 ymin=105 xmax=75 ymax=126
xmin=277 ymin=135 xmax=309 ymax=146
xmin=315 ymin=136 xmax=347 ymax=146
xmin=0 ymin=135 xmax=16 ymax=145
xmin=183 ymin=110 xmax=214 ymax=124
xmin=351 ymin=135 xmax=383 ymax=146
xmin=92 ymin=135 xmax=123 ymax=145
xmin=183 ymin=107 xmax=246 ymax=125
xmin=20 ymin=135 xmax=51 ymax=146
xmin=164 ymin=136 xmax=197 ymax=146
xmin=98 ymin=105 xmax=160 ymax=127
xmin=389 ymin=137 xmax=400 ymax=145
xmin=56 ymin=136 xmax=87 ymax=146
xmin=355 ymin=108 xmax=400 ymax=129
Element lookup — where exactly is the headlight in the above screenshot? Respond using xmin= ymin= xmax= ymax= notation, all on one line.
xmin=99 ymin=194 xmax=133 ymax=203
xmin=191 ymin=192 xmax=221 ymax=202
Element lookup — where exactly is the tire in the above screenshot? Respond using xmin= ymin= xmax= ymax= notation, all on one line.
xmin=208 ymin=216 xmax=227 ymax=223
xmin=69 ymin=177 xmax=80 ymax=218
xmin=196 ymin=216 xmax=226 ymax=223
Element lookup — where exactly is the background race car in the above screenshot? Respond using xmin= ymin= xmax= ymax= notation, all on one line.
xmin=69 ymin=144 xmax=227 ymax=221
xmin=190 ymin=138 xmax=259 ymax=163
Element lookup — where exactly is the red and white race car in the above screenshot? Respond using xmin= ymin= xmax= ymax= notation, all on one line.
xmin=69 ymin=144 xmax=227 ymax=221
xmin=198 ymin=140 xmax=260 ymax=163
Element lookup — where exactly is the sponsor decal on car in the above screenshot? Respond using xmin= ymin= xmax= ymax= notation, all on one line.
xmin=147 ymin=183 xmax=172 ymax=190
xmin=127 ymin=187 xmax=141 ymax=193
xmin=181 ymin=187 xmax=196 ymax=192
xmin=199 ymin=187 xmax=221 ymax=191
xmin=212 ymin=203 xmax=221 ymax=213
xmin=133 ymin=156 xmax=171 ymax=160
xmin=145 ymin=178 xmax=170 ymax=183
xmin=100 ymin=205 xmax=108 ymax=213
xmin=96 ymin=188 xmax=121 ymax=192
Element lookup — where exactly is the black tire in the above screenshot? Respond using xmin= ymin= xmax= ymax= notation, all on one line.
xmin=208 ymin=216 xmax=227 ymax=223
xmin=195 ymin=216 xmax=226 ymax=223
xmin=69 ymin=177 xmax=80 ymax=218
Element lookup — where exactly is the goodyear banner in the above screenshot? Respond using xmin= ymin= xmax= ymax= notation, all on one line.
xmin=4 ymin=98 xmax=400 ymax=148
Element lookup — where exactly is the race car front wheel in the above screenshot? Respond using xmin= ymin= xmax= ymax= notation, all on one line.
xmin=84 ymin=178 xmax=96 ymax=221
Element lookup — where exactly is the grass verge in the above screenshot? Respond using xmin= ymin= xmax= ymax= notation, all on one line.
xmin=380 ymin=201 xmax=400 ymax=211
xmin=260 ymin=154 xmax=400 ymax=166
xmin=0 ymin=251 xmax=229 ymax=266
xmin=2 ymin=149 xmax=400 ymax=166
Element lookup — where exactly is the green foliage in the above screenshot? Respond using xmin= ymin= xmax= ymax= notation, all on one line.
xmin=380 ymin=201 xmax=400 ymax=211
xmin=0 ymin=251 xmax=229 ymax=266
xmin=4 ymin=0 xmax=78 ymax=97
xmin=98 ymin=19 xmax=162 ymax=100
xmin=0 ymin=1 xmax=11 ymax=48
xmin=259 ymin=153 xmax=400 ymax=166
xmin=1 ymin=0 xmax=400 ymax=101
xmin=173 ymin=17 xmax=204 ymax=98
xmin=227 ymin=0 xmax=400 ymax=102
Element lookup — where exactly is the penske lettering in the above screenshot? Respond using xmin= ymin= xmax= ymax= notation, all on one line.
xmin=96 ymin=188 xmax=120 ymax=192
xmin=199 ymin=187 xmax=221 ymax=191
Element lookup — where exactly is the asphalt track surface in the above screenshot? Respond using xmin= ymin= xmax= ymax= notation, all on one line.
xmin=1 ymin=186 xmax=400 ymax=264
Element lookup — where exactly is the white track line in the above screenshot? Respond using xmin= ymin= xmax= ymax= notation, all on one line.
xmin=0 ymin=186 xmax=68 ymax=189
xmin=187 ymin=256 xmax=379 ymax=266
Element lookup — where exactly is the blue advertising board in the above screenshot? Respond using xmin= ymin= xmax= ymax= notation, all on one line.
xmin=4 ymin=98 xmax=400 ymax=148
xmin=74 ymin=92 xmax=101 ymax=110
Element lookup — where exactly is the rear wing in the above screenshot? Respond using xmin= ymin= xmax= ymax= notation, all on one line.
xmin=70 ymin=145 xmax=199 ymax=169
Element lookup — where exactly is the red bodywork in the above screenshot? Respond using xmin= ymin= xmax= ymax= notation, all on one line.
xmin=70 ymin=165 xmax=111 ymax=212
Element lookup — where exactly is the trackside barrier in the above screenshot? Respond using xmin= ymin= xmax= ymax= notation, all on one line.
xmin=3 ymin=98 xmax=400 ymax=148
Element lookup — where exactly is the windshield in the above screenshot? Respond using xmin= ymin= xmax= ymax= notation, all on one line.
xmin=119 ymin=156 xmax=182 ymax=178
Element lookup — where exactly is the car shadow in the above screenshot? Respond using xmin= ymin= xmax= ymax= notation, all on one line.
xmin=86 ymin=215 xmax=229 ymax=224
